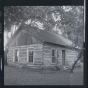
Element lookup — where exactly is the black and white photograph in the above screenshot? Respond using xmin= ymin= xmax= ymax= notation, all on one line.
xmin=4 ymin=6 xmax=84 ymax=85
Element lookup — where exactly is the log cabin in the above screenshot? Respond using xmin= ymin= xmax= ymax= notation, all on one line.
xmin=6 ymin=24 xmax=80 ymax=70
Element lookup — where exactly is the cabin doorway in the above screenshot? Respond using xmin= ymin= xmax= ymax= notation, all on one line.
xmin=62 ymin=50 xmax=65 ymax=66
xmin=14 ymin=49 xmax=19 ymax=62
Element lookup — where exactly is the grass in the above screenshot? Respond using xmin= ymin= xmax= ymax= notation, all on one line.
xmin=4 ymin=65 xmax=83 ymax=85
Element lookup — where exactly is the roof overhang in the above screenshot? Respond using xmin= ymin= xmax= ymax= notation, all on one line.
xmin=44 ymin=41 xmax=79 ymax=50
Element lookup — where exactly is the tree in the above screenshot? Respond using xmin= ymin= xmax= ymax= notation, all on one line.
xmin=4 ymin=6 xmax=84 ymax=45
xmin=4 ymin=6 xmax=84 ymax=70
xmin=70 ymin=48 xmax=84 ymax=73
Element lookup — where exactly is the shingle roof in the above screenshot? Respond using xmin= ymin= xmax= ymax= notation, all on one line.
xmin=6 ymin=24 xmax=73 ymax=47
xmin=36 ymin=30 xmax=72 ymax=46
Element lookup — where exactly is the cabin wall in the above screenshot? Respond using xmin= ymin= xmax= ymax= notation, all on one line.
xmin=19 ymin=48 xmax=27 ymax=63
xmin=65 ymin=50 xmax=79 ymax=66
xmin=43 ymin=44 xmax=63 ymax=67
xmin=7 ymin=44 xmax=43 ymax=67
xmin=7 ymin=48 xmax=14 ymax=63
xmin=43 ymin=45 xmax=51 ymax=66
xmin=33 ymin=45 xmax=43 ymax=65
xmin=43 ymin=44 xmax=78 ymax=68
xmin=7 ymin=43 xmax=79 ymax=68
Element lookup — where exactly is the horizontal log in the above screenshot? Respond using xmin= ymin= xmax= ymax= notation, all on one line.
xmin=7 ymin=59 xmax=13 ymax=61
xmin=44 ymin=46 xmax=51 ymax=49
xmin=34 ymin=58 xmax=42 ymax=60
xmin=19 ymin=55 xmax=27 ymax=57
xmin=8 ymin=53 xmax=13 ymax=55
xmin=8 ymin=52 xmax=13 ymax=54
xmin=7 ymin=61 xmax=13 ymax=63
xmin=8 ymin=50 xmax=13 ymax=52
xmin=20 ymin=49 xmax=27 ymax=51
xmin=44 ymin=53 xmax=51 ymax=55
xmin=34 ymin=49 xmax=42 ymax=51
xmin=7 ymin=60 xmax=13 ymax=62
xmin=35 ymin=52 xmax=43 ymax=54
xmin=44 ymin=58 xmax=51 ymax=60
xmin=19 ymin=52 xmax=27 ymax=55
xmin=19 ymin=61 xmax=27 ymax=63
xmin=34 ymin=63 xmax=43 ymax=65
xmin=58 ymin=58 xmax=62 ymax=60
xmin=29 ymin=44 xmax=43 ymax=47
xmin=34 ymin=45 xmax=42 ymax=48
xmin=34 ymin=53 xmax=43 ymax=55
xmin=20 ymin=56 xmax=27 ymax=58
xmin=44 ymin=56 xmax=51 ymax=58
xmin=66 ymin=53 xmax=77 ymax=56
xmin=8 ymin=56 xmax=13 ymax=58
xmin=28 ymin=48 xmax=34 ymax=50
xmin=67 ymin=56 xmax=77 ymax=58
xmin=44 ymin=48 xmax=51 ymax=50
xmin=34 ymin=60 xmax=43 ymax=63
xmin=34 ymin=56 xmax=42 ymax=59
xmin=66 ymin=53 xmax=77 ymax=55
xmin=8 ymin=54 xmax=13 ymax=56
xmin=9 ymin=49 xmax=13 ymax=51
xmin=20 ymin=58 xmax=27 ymax=61
xmin=66 ymin=51 xmax=77 ymax=54
xmin=34 ymin=50 xmax=43 ymax=52
xmin=9 ymin=47 xmax=14 ymax=49
xmin=8 ymin=57 xmax=13 ymax=59
xmin=10 ymin=44 xmax=42 ymax=48
xmin=66 ymin=56 xmax=77 ymax=58
xmin=35 ymin=47 xmax=42 ymax=49
xmin=19 ymin=53 xmax=27 ymax=55
xmin=44 ymin=50 xmax=51 ymax=53
xmin=19 ymin=60 xmax=27 ymax=62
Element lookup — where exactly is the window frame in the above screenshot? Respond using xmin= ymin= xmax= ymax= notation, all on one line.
xmin=27 ymin=47 xmax=34 ymax=63
xmin=51 ymin=48 xmax=57 ymax=64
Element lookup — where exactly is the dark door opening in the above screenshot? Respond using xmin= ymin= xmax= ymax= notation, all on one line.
xmin=62 ymin=50 xmax=65 ymax=66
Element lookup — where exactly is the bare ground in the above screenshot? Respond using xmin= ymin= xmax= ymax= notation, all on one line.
xmin=4 ymin=65 xmax=83 ymax=85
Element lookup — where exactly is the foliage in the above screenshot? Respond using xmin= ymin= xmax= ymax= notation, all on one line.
xmin=4 ymin=6 xmax=84 ymax=47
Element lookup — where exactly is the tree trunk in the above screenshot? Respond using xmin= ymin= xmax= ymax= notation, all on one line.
xmin=70 ymin=50 xmax=83 ymax=73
